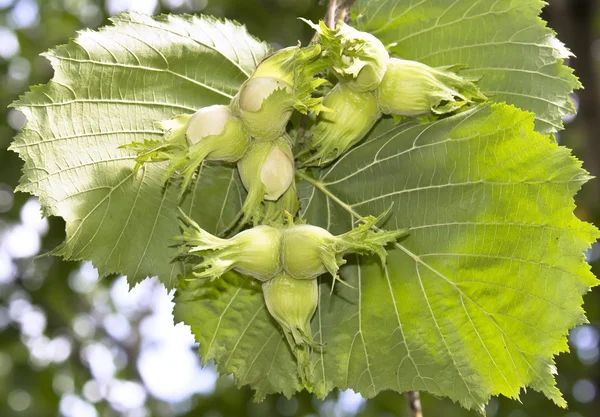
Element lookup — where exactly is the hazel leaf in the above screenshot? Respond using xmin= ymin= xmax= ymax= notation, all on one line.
xmin=298 ymin=103 xmax=598 ymax=410
xmin=351 ymin=0 xmax=580 ymax=133
xmin=176 ymin=103 xmax=597 ymax=407
xmin=9 ymin=12 xmax=269 ymax=287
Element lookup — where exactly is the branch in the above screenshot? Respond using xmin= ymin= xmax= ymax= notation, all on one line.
xmin=339 ymin=0 xmax=356 ymax=23
xmin=311 ymin=0 xmax=356 ymax=43
xmin=325 ymin=0 xmax=339 ymax=28
xmin=300 ymin=0 xmax=357 ymax=148
xmin=301 ymin=0 xmax=347 ymax=148
xmin=325 ymin=0 xmax=356 ymax=26
xmin=405 ymin=391 xmax=423 ymax=417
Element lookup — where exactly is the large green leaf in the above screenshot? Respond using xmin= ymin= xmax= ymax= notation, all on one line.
xmin=10 ymin=13 xmax=268 ymax=287
xmin=9 ymin=5 xmax=596 ymax=412
xmin=175 ymin=273 xmax=302 ymax=400
xmin=299 ymin=104 xmax=598 ymax=410
xmin=176 ymin=103 xmax=598 ymax=409
xmin=352 ymin=0 xmax=579 ymax=133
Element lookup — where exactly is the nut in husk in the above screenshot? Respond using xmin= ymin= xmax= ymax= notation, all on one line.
xmin=376 ymin=58 xmax=487 ymax=117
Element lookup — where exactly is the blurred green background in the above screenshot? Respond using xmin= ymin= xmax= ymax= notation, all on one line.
xmin=0 ymin=1 xmax=598 ymax=416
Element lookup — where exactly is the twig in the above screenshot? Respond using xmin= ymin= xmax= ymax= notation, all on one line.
xmin=300 ymin=0 xmax=354 ymax=146
xmin=338 ymin=0 xmax=356 ymax=23
xmin=326 ymin=0 xmax=339 ymax=28
xmin=405 ymin=391 xmax=423 ymax=417
xmin=311 ymin=0 xmax=338 ymax=42
xmin=310 ymin=0 xmax=356 ymax=42
xmin=303 ymin=0 xmax=340 ymax=146
xmin=326 ymin=0 xmax=356 ymax=28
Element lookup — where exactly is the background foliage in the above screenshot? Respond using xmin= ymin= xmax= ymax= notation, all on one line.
xmin=0 ymin=1 xmax=598 ymax=416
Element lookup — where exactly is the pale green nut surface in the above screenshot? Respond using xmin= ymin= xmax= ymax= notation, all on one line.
xmin=229 ymin=225 xmax=283 ymax=280
xmin=262 ymin=272 xmax=318 ymax=346
xmin=185 ymin=104 xmax=250 ymax=162
xmin=236 ymin=76 xmax=294 ymax=140
xmin=260 ymin=145 xmax=294 ymax=201
xmin=376 ymin=58 xmax=484 ymax=117
xmin=342 ymin=29 xmax=389 ymax=92
xmin=282 ymin=224 xmax=334 ymax=279
xmin=308 ymin=82 xmax=381 ymax=165
xmin=238 ymin=137 xmax=295 ymax=201
xmin=306 ymin=19 xmax=389 ymax=92
xmin=376 ymin=58 xmax=435 ymax=116
xmin=177 ymin=211 xmax=284 ymax=281
xmin=186 ymin=104 xmax=231 ymax=145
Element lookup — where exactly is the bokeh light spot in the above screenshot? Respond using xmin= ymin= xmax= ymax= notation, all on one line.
xmin=0 ymin=251 xmax=17 ymax=284
xmin=7 ymin=108 xmax=26 ymax=130
xmin=72 ymin=314 xmax=97 ymax=339
xmin=572 ymin=379 xmax=596 ymax=403
xmin=0 ymin=184 xmax=14 ymax=213
xmin=7 ymin=389 xmax=32 ymax=411
xmin=69 ymin=262 xmax=99 ymax=294
xmin=106 ymin=0 xmax=158 ymax=15
xmin=103 ymin=313 xmax=132 ymax=341
xmin=7 ymin=0 xmax=39 ymax=28
xmin=82 ymin=380 xmax=103 ymax=403
xmin=19 ymin=306 xmax=47 ymax=337
xmin=20 ymin=198 xmax=49 ymax=236
xmin=81 ymin=343 xmax=116 ymax=382
xmin=5 ymin=224 xmax=40 ymax=258
xmin=107 ymin=380 xmax=147 ymax=411
xmin=8 ymin=56 xmax=30 ymax=82
xmin=0 ymin=0 xmax=15 ymax=10
xmin=0 ymin=27 xmax=19 ymax=59
xmin=53 ymin=372 xmax=75 ymax=395
xmin=336 ymin=389 xmax=366 ymax=416
xmin=59 ymin=394 xmax=98 ymax=417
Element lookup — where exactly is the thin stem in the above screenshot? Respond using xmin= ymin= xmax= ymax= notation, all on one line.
xmin=326 ymin=0 xmax=356 ymax=27
xmin=326 ymin=0 xmax=339 ymax=28
xmin=311 ymin=0 xmax=338 ymax=42
xmin=305 ymin=0 xmax=341 ymax=148
xmin=405 ymin=391 xmax=423 ymax=417
xmin=294 ymin=147 xmax=312 ymax=160
xmin=338 ymin=0 xmax=356 ymax=23
xmin=299 ymin=0 xmax=357 ymax=163
xmin=296 ymin=170 xmax=360 ymax=217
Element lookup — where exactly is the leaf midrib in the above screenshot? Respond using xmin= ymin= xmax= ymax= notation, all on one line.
xmin=299 ymin=170 xmax=482 ymax=402
xmin=298 ymin=169 xmax=555 ymax=402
